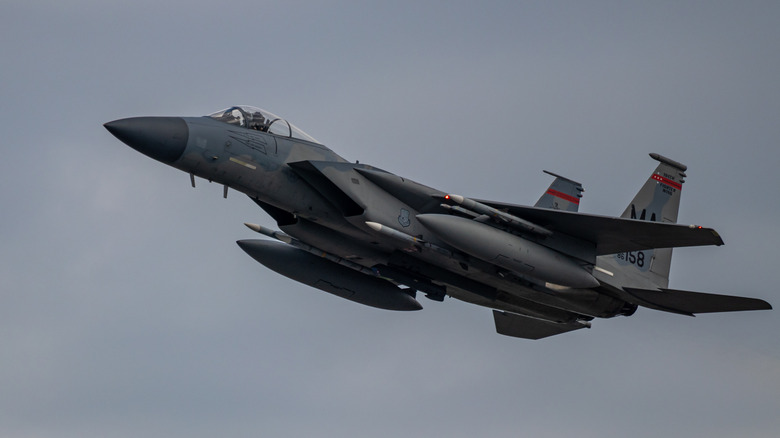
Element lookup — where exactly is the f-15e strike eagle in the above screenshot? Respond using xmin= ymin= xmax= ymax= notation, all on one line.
xmin=105 ymin=105 xmax=771 ymax=339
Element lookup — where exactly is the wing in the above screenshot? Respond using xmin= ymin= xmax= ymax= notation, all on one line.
xmin=289 ymin=161 xmax=723 ymax=259
xmin=478 ymin=201 xmax=724 ymax=255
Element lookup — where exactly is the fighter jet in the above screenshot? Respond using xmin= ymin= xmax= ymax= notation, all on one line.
xmin=104 ymin=105 xmax=771 ymax=339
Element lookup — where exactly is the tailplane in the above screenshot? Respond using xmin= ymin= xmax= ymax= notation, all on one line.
xmin=619 ymin=153 xmax=687 ymax=224
xmin=623 ymin=288 xmax=771 ymax=316
xmin=595 ymin=154 xmax=771 ymax=315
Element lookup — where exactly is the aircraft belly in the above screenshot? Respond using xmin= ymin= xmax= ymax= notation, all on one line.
xmin=445 ymin=286 xmax=583 ymax=323
xmin=401 ymin=250 xmax=626 ymax=319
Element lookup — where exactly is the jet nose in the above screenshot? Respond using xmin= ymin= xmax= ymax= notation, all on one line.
xmin=104 ymin=117 xmax=188 ymax=164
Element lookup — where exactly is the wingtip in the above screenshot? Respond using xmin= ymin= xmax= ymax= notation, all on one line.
xmin=710 ymin=229 xmax=725 ymax=246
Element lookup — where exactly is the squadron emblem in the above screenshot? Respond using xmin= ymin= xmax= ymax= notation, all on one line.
xmin=397 ymin=208 xmax=411 ymax=227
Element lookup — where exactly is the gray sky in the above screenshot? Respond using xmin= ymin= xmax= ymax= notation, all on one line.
xmin=2 ymin=1 xmax=779 ymax=437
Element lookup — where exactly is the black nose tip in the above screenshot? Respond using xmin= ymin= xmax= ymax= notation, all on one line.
xmin=104 ymin=117 xmax=188 ymax=164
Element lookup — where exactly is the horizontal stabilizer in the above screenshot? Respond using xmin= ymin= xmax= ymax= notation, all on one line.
xmin=623 ymin=288 xmax=772 ymax=316
xmin=493 ymin=310 xmax=590 ymax=339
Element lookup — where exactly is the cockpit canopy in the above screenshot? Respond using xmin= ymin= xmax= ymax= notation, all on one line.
xmin=207 ymin=105 xmax=319 ymax=144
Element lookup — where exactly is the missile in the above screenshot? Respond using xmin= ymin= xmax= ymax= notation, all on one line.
xmin=416 ymin=214 xmax=599 ymax=289
xmin=440 ymin=203 xmax=480 ymax=219
xmin=365 ymin=221 xmax=424 ymax=245
xmin=365 ymin=221 xmax=453 ymax=256
xmin=244 ymin=222 xmax=376 ymax=276
xmin=244 ymin=222 xmax=292 ymax=243
xmin=237 ymin=240 xmax=423 ymax=311
xmin=445 ymin=194 xmax=552 ymax=237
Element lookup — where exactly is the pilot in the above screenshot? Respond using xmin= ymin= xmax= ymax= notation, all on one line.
xmin=249 ymin=113 xmax=267 ymax=131
xmin=229 ymin=108 xmax=245 ymax=127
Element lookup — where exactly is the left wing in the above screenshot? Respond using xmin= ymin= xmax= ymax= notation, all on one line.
xmin=479 ymin=201 xmax=723 ymax=255
xmin=287 ymin=161 xmax=723 ymax=255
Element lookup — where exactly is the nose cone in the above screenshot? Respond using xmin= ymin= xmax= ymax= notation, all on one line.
xmin=104 ymin=117 xmax=188 ymax=164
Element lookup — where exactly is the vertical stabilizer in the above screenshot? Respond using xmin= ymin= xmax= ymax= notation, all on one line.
xmin=619 ymin=153 xmax=686 ymax=223
xmin=598 ymin=153 xmax=688 ymax=289
xmin=535 ymin=171 xmax=584 ymax=212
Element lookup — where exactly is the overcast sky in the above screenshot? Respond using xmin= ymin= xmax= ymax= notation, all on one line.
xmin=2 ymin=1 xmax=779 ymax=437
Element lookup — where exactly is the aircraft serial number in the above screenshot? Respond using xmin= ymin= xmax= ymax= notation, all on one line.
xmin=616 ymin=251 xmax=646 ymax=267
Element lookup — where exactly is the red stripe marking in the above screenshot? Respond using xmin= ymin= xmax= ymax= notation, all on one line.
xmin=546 ymin=189 xmax=580 ymax=204
xmin=651 ymin=174 xmax=682 ymax=190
